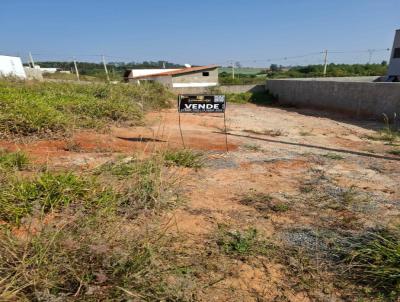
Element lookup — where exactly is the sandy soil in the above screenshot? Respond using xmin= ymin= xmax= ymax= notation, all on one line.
xmin=2 ymin=103 xmax=399 ymax=301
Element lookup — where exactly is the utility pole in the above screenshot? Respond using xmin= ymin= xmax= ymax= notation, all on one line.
xmin=231 ymin=61 xmax=235 ymax=80
xmin=73 ymin=57 xmax=80 ymax=81
xmin=102 ymin=55 xmax=110 ymax=82
xmin=29 ymin=52 xmax=35 ymax=68
xmin=367 ymin=49 xmax=373 ymax=64
xmin=323 ymin=49 xmax=328 ymax=76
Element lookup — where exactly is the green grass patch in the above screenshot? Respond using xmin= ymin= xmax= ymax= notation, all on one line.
xmin=0 ymin=80 xmax=172 ymax=138
xmin=0 ymin=172 xmax=115 ymax=224
xmin=0 ymin=150 xmax=29 ymax=170
xmin=162 ymin=149 xmax=205 ymax=169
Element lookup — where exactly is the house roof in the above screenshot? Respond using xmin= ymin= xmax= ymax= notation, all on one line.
xmin=129 ymin=65 xmax=219 ymax=79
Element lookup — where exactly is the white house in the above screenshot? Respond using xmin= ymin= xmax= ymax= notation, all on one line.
xmin=124 ymin=65 xmax=219 ymax=88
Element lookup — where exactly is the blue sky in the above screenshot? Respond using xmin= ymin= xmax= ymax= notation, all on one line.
xmin=1 ymin=0 xmax=399 ymax=66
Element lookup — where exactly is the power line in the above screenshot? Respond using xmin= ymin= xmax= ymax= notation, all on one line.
xmin=1 ymin=47 xmax=392 ymax=67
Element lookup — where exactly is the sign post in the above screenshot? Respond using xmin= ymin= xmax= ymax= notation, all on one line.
xmin=178 ymin=94 xmax=228 ymax=152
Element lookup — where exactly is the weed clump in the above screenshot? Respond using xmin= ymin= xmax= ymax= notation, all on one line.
xmin=366 ymin=114 xmax=400 ymax=143
xmin=244 ymin=128 xmax=284 ymax=137
xmin=243 ymin=143 xmax=262 ymax=151
xmin=339 ymin=227 xmax=400 ymax=296
xmin=239 ymin=190 xmax=290 ymax=213
xmin=216 ymin=226 xmax=272 ymax=256
xmin=162 ymin=149 xmax=205 ymax=169
xmin=96 ymin=155 xmax=180 ymax=215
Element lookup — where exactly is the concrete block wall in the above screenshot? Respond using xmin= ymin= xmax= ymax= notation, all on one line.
xmin=266 ymin=78 xmax=400 ymax=118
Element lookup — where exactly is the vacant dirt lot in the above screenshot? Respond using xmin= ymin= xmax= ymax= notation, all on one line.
xmin=2 ymin=103 xmax=399 ymax=301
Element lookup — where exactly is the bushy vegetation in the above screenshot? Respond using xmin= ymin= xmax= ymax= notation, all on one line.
xmin=0 ymin=80 xmax=172 ymax=138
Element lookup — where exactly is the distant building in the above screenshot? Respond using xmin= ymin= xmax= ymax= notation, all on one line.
xmin=387 ymin=29 xmax=400 ymax=81
xmin=124 ymin=65 xmax=219 ymax=88
xmin=0 ymin=55 xmax=26 ymax=79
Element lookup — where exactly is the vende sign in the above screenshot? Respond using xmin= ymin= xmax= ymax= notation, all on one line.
xmin=178 ymin=95 xmax=225 ymax=113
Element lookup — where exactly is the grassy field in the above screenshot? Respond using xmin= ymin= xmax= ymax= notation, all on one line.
xmin=0 ymin=80 xmax=172 ymax=138
xmin=219 ymin=67 xmax=264 ymax=75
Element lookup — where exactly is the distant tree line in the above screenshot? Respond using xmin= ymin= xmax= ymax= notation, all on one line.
xmin=220 ymin=62 xmax=388 ymax=84
xmin=267 ymin=61 xmax=388 ymax=78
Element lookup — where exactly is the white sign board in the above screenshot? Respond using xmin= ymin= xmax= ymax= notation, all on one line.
xmin=0 ymin=55 xmax=27 ymax=79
